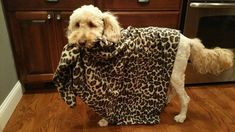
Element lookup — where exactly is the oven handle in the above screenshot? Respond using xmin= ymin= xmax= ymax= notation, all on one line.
xmin=190 ymin=2 xmax=235 ymax=8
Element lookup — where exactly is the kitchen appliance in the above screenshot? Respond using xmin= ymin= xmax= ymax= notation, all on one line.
xmin=183 ymin=0 xmax=235 ymax=84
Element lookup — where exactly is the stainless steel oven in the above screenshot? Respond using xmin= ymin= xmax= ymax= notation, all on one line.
xmin=183 ymin=0 xmax=235 ymax=84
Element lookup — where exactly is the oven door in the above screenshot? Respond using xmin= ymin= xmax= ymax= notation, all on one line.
xmin=184 ymin=1 xmax=235 ymax=84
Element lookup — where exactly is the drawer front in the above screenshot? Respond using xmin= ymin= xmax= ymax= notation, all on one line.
xmin=3 ymin=0 xmax=94 ymax=11
xmin=115 ymin=11 xmax=180 ymax=29
xmin=100 ymin=0 xmax=181 ymax=11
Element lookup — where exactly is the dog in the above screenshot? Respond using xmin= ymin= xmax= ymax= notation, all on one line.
xmin=66 ymin=5 xmax=234 ymax=126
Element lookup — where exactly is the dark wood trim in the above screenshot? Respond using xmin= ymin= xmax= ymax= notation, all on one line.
xmin=24 ymin=74 xmax=53 ymax=83
xmin=3 ymin=0 xmax=95 ymax=11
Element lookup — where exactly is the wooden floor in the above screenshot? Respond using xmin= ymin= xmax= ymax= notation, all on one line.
xmin=3 ymin=83 xmax=235 ymax=132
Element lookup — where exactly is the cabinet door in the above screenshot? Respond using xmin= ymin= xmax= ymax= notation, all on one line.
xmin=54 ymin=12 xmax=72 ymax=61
xmin=98 ymin=0 xmax=181 ymax=11
xmin=8 ymin=11 xmax=58 ymax=83
xmin=115 ymin=12 xmax=180 ymax=28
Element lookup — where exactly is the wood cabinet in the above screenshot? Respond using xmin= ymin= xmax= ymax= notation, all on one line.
xmin=3 ymin=0 xmax=95 ymax=11
xmin=99 ymin=0 xmax=181 ymax=10
xmin=8 ymin=11 xmax=56 ymax=83
xmin=7 ymin=11 xmax=71 ymax=84
xmin=114 ymin=12 xmax=180 ymax=28
xmin=2 ymin=0 xmax=183 ymax=90
xmin=97 ymin=0 xmax=182 ymax=28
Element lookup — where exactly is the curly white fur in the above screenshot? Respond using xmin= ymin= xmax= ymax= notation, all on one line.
xmin=190 ymin=38 xmax=234 ymax=75
xmin=67 ymin=5 xmax=235 ymax=126
xmin=67 ymin=5 xmax=121 ymax=48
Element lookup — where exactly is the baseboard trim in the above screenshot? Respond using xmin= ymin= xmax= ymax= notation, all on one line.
xmin=0 ymin=81 xmax=24 ymax=131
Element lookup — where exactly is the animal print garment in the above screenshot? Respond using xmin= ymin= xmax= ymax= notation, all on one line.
xmin=53 ymin=26 xmax=180 ymax=125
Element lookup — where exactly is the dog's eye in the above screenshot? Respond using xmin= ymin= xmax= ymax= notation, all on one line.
xmin=76 ymin=22 xmax=80 ymax=28
xmin=88 ymin=21 xmax=97 ymax=28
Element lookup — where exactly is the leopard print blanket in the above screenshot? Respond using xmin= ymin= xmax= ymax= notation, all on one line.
xmin=53 ymin=26 xmax=180 ymax=125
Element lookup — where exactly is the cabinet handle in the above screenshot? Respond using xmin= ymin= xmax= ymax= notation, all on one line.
xmin=47 ymin=14 xmax=52 ymax=20
xmin=32 ymin=20 xmax=46 ymax=23
xmin=190 ymin=2 xmax=235 ymax=8
xmin=138 ymin=0 xmax=149 ymax=3
xmin=45 ymin=0 xmax=59 ymax=3
xmin=56 ymin=14 xmax=61 ymax=20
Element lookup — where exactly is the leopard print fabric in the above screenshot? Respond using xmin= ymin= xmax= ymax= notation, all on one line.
xmin=53 ymin=26 xmax=180 ymax=125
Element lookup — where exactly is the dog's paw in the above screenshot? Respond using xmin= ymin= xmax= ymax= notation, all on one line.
xmin=98 ymin=118 xmax=108 ymax=127
xmin=174 ymin=114 xmax=186 ymax=123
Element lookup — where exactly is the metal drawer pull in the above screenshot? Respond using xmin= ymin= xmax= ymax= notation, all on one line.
xmin=32 ymin=20 xmax=46 ymax=23
xmin=47 ymin=14 xmax=52 ymax=20
xmin=190 ymin=2 xmax=235 ymax=8
xmin=56 ymin=14 xmax=61 ymax=20
xmin=138 ymin=0 xmax=149 ymax=3
xmin=45 ymin=0 xmax=59 ymax=3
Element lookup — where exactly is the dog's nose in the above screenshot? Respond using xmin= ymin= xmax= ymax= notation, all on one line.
xmin=79 ymin=41 xmax=86 ymax=47
xmin=80 ymin=42 xmax=85 ymax=46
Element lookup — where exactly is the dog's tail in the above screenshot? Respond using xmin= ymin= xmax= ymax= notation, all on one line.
xmin=189 ymin=38 xmax=234 ymax=75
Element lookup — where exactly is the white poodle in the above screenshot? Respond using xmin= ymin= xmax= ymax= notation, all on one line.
xmin=67 ymin=5 xmax=234 ymax=126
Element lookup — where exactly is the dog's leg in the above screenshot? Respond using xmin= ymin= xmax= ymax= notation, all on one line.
xmin=170 ymin=74 xmax=190 ymax=123
xmin=167 ymin=85 xmax=176 ymax=104
xmin=170 ymin=34 xmax=191 ymax=123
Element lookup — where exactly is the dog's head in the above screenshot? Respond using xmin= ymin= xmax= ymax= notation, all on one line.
xmin=67 ymin=5 xmax=121 ymax=48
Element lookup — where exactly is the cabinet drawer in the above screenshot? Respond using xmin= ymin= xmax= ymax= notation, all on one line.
xmin=115 ymin=11 xmax=180 ymax=29
xmin=100 ymin=0 xmax=181 ymax=11
xmin=3 ymin=0 xmax=94 ymax=11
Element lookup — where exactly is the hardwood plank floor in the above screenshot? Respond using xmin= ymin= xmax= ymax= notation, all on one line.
xmin=3 ymin=83 xmax=235 ymax=132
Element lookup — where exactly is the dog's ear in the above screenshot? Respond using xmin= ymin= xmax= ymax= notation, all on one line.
xmin=66 ymin=28 xmax=71 ymax=39
xmin=102 ymin=12 xmax=121 ymax=42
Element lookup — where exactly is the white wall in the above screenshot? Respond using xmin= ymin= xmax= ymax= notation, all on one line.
xmin=0 ymin=0 xmax=18 ymax=106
